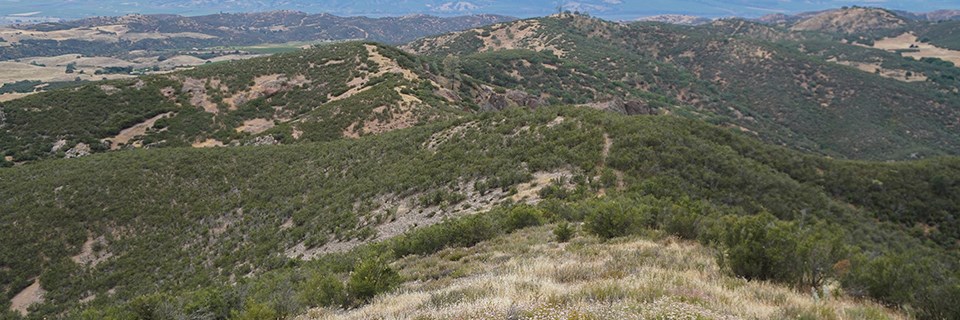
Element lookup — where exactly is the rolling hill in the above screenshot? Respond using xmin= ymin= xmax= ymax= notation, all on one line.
xmin=0 ymin=11 xmax=514 ymax=60
xmin=3 ymin=7 xmax=960 ymax=320
xmin=403 ymin=13 xmax=960 ymax=160
xmin=2 ymin=106 xmax=959 ymax=319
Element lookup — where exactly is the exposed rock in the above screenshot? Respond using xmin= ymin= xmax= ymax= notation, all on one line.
xmin=474 ymin=85 xmax=546 ymax=111
xmin=51 ymin=139 xmax=68 ymax=152
xmin=65 ymin=143 xmax=91 ymax=158
xmin=581 ymin=98 xmax=657 ymax=115
xmin=99 ymin=85 xmax=120 ymax=95
xmin=246 ymin=135 xmax=279 ymax=146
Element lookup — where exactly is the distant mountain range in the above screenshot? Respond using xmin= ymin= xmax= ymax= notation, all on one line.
xmin=0 ymin=12 xmax=513 ymax=60
xmin=3 ymin=0 xmax=960 ymax=21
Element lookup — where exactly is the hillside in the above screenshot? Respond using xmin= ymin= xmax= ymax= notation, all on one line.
xmin=789 ymin=7 xmax=908 ymax=35
xmin=0 ymin=12 xmax=515 ymax=60
xmin=403 ymin=14 xmax=960 ymax=160
xmin=0 ymin=42 xmax=467 ymax=162
xmin=2 ymin=107 xmax=959 ymax=319
xmin=7 ymin=13 xmax=960 ymax=165
xmin=3 ymin=9 xmax=960 ymax=320
xmin=1 ymin=36 xmax=691 ymax=163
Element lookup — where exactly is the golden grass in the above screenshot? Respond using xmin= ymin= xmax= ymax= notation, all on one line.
xmin=298 ymin=226 xmax=906 ymax=320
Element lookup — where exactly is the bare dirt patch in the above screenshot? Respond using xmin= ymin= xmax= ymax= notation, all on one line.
xmin=182 ymin=77 xmax=219 ymax=113
xmin=0 ymin=92 xmax=32 ymax=102
xmin=104 ymin=112 xmax=174 ymax=150
xmin=224 ymin=74 xmax=309 ymax=110
xmin=71 ymin=236 xmax=112 ymax=268
xmin=192 ymin=138 xmax=224 ymax=148
xmin=235 ymin=118 xmax=276 ymax=134
xmin=873 ymin=33 xmax=960 ymax=66
xmin=512 ymin=169 xmax=575 ymax=204
xmin=828 ymin=58 xmax=926 ymax=82
xmin=10 ymin=279 xmax=45 ymax=316
xmin=0 ymin=60 xmax=132 ymax=84
xmin=286 ymin=180 xmax=510 ymax=260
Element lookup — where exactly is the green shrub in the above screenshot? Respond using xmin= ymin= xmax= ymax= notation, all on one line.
xmin=584 ymin=200 xmax=644 ymax=239
xmin=229 ymin=300 xmax=278 ymax=320
xmin=298 ymin=273 xmax=347 ymax=308
xmin=719 ymin=213 xmax=846 ymax=288
xmin=347 ymin=256 xmax=402 ymax=303
xmin=392 ymin=212 xmax=499 ymax=257
xmin=554 ymin=222 xmax=575 ymax=242
xmin=505 ymin=205 xmax=544 ymax=231
xmin=661 ymin=204 xmax=700 ymax=240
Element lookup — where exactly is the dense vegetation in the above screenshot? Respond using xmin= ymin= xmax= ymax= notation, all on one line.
xmin=1 ymin=107 xmax=959 ymax=319
xmin=406 ymin=14 xmax=960 ymax=160
xmin=0 ymin=42 xmax=463 ymax=161
xmin=3 ymin=8 xmax=960 ymax=319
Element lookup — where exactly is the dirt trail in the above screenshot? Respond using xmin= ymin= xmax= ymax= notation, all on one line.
xmin=597 ymin=133 xmax=624 ymax=196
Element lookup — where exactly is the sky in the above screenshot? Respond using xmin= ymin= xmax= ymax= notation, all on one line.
xmin=2 ymin=0 xmax=960 ymax=21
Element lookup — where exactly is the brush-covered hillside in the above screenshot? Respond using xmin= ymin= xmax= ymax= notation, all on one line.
xmin=0 ymin=42 xmax=468 ymax=162
xmin=0 ymin=38 xmax=684 ymax=164
xmin=404 ymin=13 xmax=960 ymax=160
xmin=2 ymin=107 xmax=959 ymax=319
xmin=7 ymin=12 xmax=960 ymax=166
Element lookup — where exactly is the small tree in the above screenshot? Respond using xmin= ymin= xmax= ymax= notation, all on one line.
xmin=229 ymin=300 xmax=278 ymax=320
xmin=347 ymin=256 xmax=401 ymax=303
xmin=505 ymin=205 xmax=543 ymax=231
xmin=554 ymin=222 xmax=575 ymax=242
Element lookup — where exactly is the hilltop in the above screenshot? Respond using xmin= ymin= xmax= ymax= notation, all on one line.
xmin=301 ymin=226 xmax=903 ymax=319
xmin=789 ymin=7 xmax=908 ymax=35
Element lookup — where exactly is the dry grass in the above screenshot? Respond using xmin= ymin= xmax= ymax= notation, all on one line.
xmin=0 ymin=25 xmax=214 ymax=44
xmin=872 ymin=33 xmax=960 ymax=67
xmin=827 ymin=58 xmax=927 ymax=82
xmin=299 ymin=226 xmax=905 ymax=320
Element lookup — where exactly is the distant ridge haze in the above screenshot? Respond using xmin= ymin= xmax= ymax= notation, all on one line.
xmin=3 ymin=0 xmax=960 ymax=21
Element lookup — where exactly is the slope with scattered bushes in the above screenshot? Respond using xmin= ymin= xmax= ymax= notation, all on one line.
xmin=2 ymin=107 xmax=959 ymax=319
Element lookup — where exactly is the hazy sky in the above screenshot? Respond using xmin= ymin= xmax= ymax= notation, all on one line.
xmin=2 ymin=0 xmax=960 ymax=20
